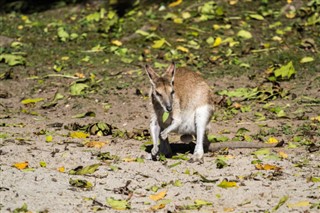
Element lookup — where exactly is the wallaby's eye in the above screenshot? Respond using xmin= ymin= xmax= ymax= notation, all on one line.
xmin=155 ymin=91 xmax=162 ymax=97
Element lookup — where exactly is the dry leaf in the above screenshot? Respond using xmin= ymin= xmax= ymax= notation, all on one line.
xmin=149 ymin=190 xmax=167 ymax=201
xmin=287 ymin=201 xmax=310 ymax=208
xmin=150 ymin=203 xmax=166 ymax=211
xmin=278 ymin=151 xmax=288 ymax=159
xmin=255 ymin=163 xmax=281 ymax=171
xmin=169 ymin=0 xmax=182 ymax=7
xmin=176 ymin=45 xmax=189 ymax=53
xmin=85 ymin=141 xmax=107 ymax=148
xmin=111 ymin=40 xmax=122 ymax=46
xmin=13 ymin=161 xmax=28 ymax=170
xmin=267 ymin=137 xmax=278 ymax=144
xmin=122 ymin=157 xmax=136 ymax=162
xmin=69 ymin=131 xmax=89 ymax=139
xmin=58 ymin=166 xmax=65 ymax=172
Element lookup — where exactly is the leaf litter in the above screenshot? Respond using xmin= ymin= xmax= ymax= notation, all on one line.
xmin=0 ymin=0 xmax=319 ymax=212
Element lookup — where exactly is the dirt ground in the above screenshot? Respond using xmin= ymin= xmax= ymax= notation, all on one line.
xmin=0 ymin=70 xmax=319 ymax=213
xmin=1 ymin=0 xmax=320 ymax=212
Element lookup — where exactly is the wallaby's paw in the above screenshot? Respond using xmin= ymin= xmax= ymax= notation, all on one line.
xmin=151 ymin=146 xmax=159 ymax=156
xmin=160 ymin=131 xmax=168 ymax=140
xmin=189 ymin=152 xmax=204 ymax=164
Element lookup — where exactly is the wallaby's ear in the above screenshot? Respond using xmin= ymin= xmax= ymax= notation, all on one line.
xmin=145 ymin=64 xmax=159 ymax=86
xmin=165 ymin=62 xmax=176 ymax=85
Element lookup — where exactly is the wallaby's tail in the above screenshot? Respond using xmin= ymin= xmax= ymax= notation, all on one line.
xmin=208 ymin=140 xmax=284 ymax=152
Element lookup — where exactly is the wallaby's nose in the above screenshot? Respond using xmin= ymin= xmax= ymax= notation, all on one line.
xmin=166 ymin=105 xmax=172 ymax=112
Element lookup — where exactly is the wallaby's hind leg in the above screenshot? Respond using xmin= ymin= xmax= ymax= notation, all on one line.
xmin=191 ymin=105 xmax=212 ymax=163
xmin=159 ymin=137 xmax=173 ymax=158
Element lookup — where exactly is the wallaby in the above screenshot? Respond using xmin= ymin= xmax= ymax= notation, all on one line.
xmin=145 ymin=62 xmax=283 ymax=163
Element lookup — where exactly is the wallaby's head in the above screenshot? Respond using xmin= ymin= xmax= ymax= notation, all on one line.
xmin=145 ymin=62 xmax=176 ymax=112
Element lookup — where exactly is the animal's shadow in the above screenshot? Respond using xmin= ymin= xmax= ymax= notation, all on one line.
xmin=145 ymin=142 xmax=196 ymax=156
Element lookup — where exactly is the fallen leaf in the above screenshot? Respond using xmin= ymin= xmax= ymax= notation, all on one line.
xmin=194 ymin=199 xmax=213 ymax=206
xmin=85 ymin=141 xmax=107 ymax=148
xmin=150 ymin=203 xmax=166 ymax=211
xmin=39 ymin=161 xmax=47 ymax=167
xmin=152 ymin=38 xmax=166 ymax=49
xmin=213 ymin=37 xmax=222 ymax=47
xmin=300 ymin=57 xmax=314 ymax=63
xmin=272 ymin=195 xmax=289 ymax=212
xmin=237 ymin=30 xmax=252 ymax=39
xmin=311 ymin=177 xmax=320 ymax=182
xmin=70 ymin=83 xmax=89 ymax=96
xmin=69 ymin=178 xmax=93 ymax=189
xmin=69 ymin=131 xmax=89 ymax=139
xmin=287 ymin=201 xmax=310 ymax=208
xmin=72 ymin=111 xmax=96 ymax=118
xmin=267 ymin=137 xmax=278 ymax=144
xmin=13 ymin=161 xmax=28 ymax=170
xmin=217 ymin=180 xmax=237 ymax=188
xmin=278 ymin=151 xmax=288 ymax=159
xmin=274 ymin=61 xmax=296 ymax=80
xmin=176 ymin=45 xmax=189 ymax=53
xmin=255 ymin=163 xmax=281 ymax=171
xmin=106 ymin=197 xmax=130 ymax=210
xmin=169 ymin=0 xmax=183 ymax=7
xmin=58 ymin=166 xmax=65 ymax=172
xmin=249 ymin=14 xmax=264 ymax=20
xmin=150 ymin=190 xmax=167 ymax=201
xmin=21 ymin=98 xmax=44 ymax=105
xmin=46 ymin=135 xmax=53 ymax=142
xmin=111 ymin=40 xmax=122 ymax=46
xmin=122 ymin=157 xmax=136 ymax=162
xmin=69 ymin=164 xmax=100 ymax=175
xmin=0 ymin=53 xmax=26 ymax=66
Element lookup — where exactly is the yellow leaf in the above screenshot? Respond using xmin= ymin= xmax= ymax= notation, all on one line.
xmin=176 ymin=45 xmax=189 ymax=53
xmin=152 ymin=38 xmax=166 ymax=49
xmin=74 ymin=72 xmax=85 ymax=78
xmin=85 ymin=141 xmax=107 ymax=148
xmin=169 ymin=0 xmax=182 ymax=7
xmin=278 ymin=151 xmax=288 ymax=159
xmin=213 ymin=37 xmax=222 ymax=47
xmin=217 ymin=180 xmax=237 ymax=188
xmin=173 ymin=18 xmax=183 ymax=24
xmin=223 ymin=207 xmax=235 ymax=212
xmin=229 ymin=0 xmax=238 ymax=5
xmin=255 ymin=163 xmax=281 ymax=171
xmin=149 ymin=190 xmax=167 ymax=201
xmin=287 ymin=201 xmax=310 ymax=208
xmin=69 ymin=131 xmax=89 ymax=139
xmin=267 ymin=137 xmax=278 ymax=144
xmin=111 ymin=40 xmax=122 ymax=46
xmin=122 ymin=157 xmax=136 ymax=162
xmin=310 ymin=115 xmax=320 ymax=122
xmin=58 ymin=166 xmax=65 ymax=172
xmin=13 ymin=161 xmax=29 ymax=170
xmin=61 ymin=56 xmax=69 ymax=61
xmin=150 ymin=203 xmax=166 ymax=211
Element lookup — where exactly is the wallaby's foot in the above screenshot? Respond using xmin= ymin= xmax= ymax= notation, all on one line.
xmin=189 ymin=153 xmax=204 ymax=164
xmin=160 ymin=130 xmax=168 ymax=140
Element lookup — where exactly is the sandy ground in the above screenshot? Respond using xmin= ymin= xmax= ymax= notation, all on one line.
xmin=0 ymin=75 xmax=319 ymax=213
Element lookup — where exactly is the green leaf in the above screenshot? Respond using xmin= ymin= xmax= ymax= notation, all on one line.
xmin=21 ymin=98 xmax=44 ymax=105
xmin=57 ymin=27 xmax=69 ymax=42
xmin=13 ymin=203 xmax=29 ymax=213
xmin=274 ymin=61 xmax=296 ymax=80
xmin=46 ymin=135 xmax=53 ymax=142
xmin=39 ymin=161 xmax=47 ymax=167
xmin=217 ymin=180 xmax=237 ymax=188
xmin=272 ymin=195 xmax=289 ymax=212
xmin=218 ymin=87 xmax=259 ymax=100
xmin=0 ymin=54 xmax=26 ymax=66
xmin=215 ymin=156 xmax=228 ymax=169
xmin=69 ymin=178 xmax=93 ymax=188
xmin=162 ymin=112 xmax=170 ymax=123
xmin=70 ymin=83 xmax=89 ymax=96
xmin=152 ymin=38 xmax=166 ymax=49
xmin=69 ymin=164 xmax=100 ymax=175
xmin=311 ymin=177 xmax=320 ymax=182
xmin=106 ymin=197 xmax=130 ymax=210
xmin=194 ymin=199 xmax=213 ymax=206
xmin=72 ymin=111 xmax=96 ymax=118
xmin=237 ymin=30 xmax=252 ymax=39
xmin=252 ymin=148 xmax=270 ymax=156
xmin=300 ymin=57 xmax=314 ymax=63
xmin=249 ymin=14 xmax=264 ymax=20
